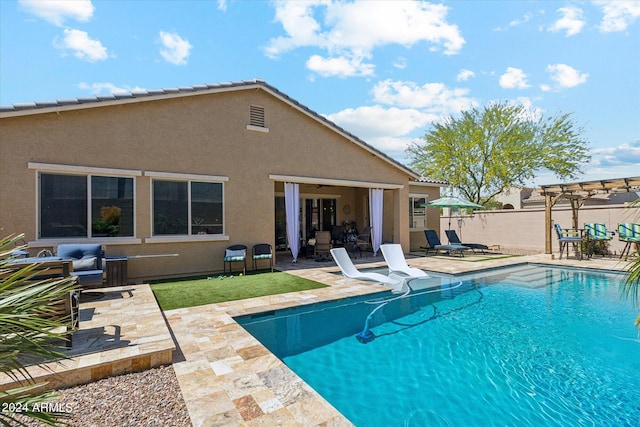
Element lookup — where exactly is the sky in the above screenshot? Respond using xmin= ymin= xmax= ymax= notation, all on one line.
xmin=1 ymin=0 xmax=639 ymax=186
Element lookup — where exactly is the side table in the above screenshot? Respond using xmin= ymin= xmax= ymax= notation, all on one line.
xmin=105 ymin=257 xmax=128 ymax=287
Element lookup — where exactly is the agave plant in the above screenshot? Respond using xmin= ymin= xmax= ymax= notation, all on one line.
xmin=620 ymin=199 xmax=640 ymax=331
xmin=0 ymin=234 xmax=78 ymax=426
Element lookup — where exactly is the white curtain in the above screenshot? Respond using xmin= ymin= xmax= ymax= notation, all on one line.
xmin=369 ymin=188 xmax=383 ymax=256
xmin=284 ymin=182 xmax=300 ymax=262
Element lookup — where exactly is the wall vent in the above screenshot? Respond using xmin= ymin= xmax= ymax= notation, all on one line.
xmin=249 ymin=105 xmax=265 ymax=128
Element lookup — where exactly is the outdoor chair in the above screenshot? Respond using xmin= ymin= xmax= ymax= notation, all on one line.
xmin=57 ymin=243 xmax=104 ymax=289
xmin=356 ymin=226 xmax=372 ymax=252
xmin=330 ymin=248 xmax=406 ymax=293
xmin=252 ymin=243 xmax=273 ymax=272
xmin=423 ymin=230 xmax=469 ymax=257
xmin=554 ymin=224 xmax=583 ymax=260
xmin=224 ymin=244 xmax=247 ymax=275
xmin=331 ymin=225 xmax=345 ymax=247
xmin=618 ymin=223 xmax=640 ymax=259
xmin=314 ymin=231 xmax=332 ymax=261
xmin=583 ymin=223 xmax=614 ymax=257
xmin=380 ymin=244 xmax=428 ymax=278
xmin=444 ymin=230 xmax=489 ymax=254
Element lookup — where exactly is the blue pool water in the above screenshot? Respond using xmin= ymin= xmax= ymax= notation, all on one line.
xmin=237 ymin=264 xmax=640 ymax=426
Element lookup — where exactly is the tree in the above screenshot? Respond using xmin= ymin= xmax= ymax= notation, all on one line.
xmin=407 ymin=102 xmax=591 ymax=204
xmin=0 ymin=234 xmax=77 ymax=426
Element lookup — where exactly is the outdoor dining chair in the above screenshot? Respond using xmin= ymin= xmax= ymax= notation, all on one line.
xmin=554 ymin=224 xmax=583 ymax=260
xmin=252 ymin=243 xmax=273 ymax=272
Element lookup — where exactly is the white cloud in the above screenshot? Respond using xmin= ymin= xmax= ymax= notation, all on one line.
xmin=372 ymin=79 xmax=477 ymax=114
xmin=591 ymin=140 xmax=640 ymax=166
xmin=217 ymin=0 xmax=228 ymax=12
xmin=594 ymin=0 xmax=640 ymax=32
xmin=327 ymin=105 xmax=434 ymax=139
xmin=55 ymin=29 xmax=108 ymax=62
xmin=546 ymin=64 xmax=588 ymax=88
xmin=494 ymin=11 xmax=534 ymax=31
xmin=548 ymin=6 xmax=585 ymax=36
xmin=78 ymin=82 xmax=144 ymax=95
xmin=306 ymin=54 xmax=375 ymax=78
xmin=499 ymin=67 xmax=530 ymax=89
xmin=159 ymin=31 xmax=193 ymax=65
xmin=393 ymin=56 xmax=408 ymax=70
xmin=322 ymin=79 xmax=480 ymax=159
xmin=265 ymin=0 xmax=464 ymax=77
xmin=19 ymin=0 xmax=94 ymax=27
xmin=326 ymin=105 xmax=435 ymax=159
xmin=456 ymin=69 xmax=475 ymax=82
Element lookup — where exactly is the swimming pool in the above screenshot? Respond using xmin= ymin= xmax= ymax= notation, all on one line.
xmin=237 ymin=264 xmax=640 ymax=426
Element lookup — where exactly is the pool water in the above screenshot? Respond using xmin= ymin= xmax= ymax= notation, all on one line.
xmin=237 ymin=265 xmax=640 ymax=426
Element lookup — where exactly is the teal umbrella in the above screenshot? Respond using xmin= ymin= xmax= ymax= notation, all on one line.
xmin=425 ymin=196 xmax=484 ymax=242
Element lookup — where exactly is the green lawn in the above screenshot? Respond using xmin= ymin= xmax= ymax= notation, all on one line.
xmin=150 ymin=270 xmax=328 ymax=311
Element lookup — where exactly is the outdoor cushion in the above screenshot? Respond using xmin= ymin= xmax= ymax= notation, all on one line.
xmin=224 ymin=249 xmax=246 ymax=261
xmin=72 ymin=256 xmax=97 ymax=271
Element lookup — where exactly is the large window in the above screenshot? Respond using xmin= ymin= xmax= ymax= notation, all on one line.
xmin=153 ymin=180 xmax=223 ymax=236
xmin=409 ymin=196 xmax=427 ymax=230
xmin=39 ymin=173 xmax=134 ymax=238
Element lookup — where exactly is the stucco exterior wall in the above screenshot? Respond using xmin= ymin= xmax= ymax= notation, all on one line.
xmin=1 ymin=87 xmax=428 ymax=281
xmin=439 ymin=204 xmax=639 ymax=255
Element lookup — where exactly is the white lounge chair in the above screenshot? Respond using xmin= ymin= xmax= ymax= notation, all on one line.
xmin=380 ymin=244 xmax=429 ymax=278
xmin=330 ymin=248 xmax=406 ymax=293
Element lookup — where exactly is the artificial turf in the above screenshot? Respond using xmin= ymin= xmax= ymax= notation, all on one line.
xmin=150 ymin=270 xmax=327 ymax=311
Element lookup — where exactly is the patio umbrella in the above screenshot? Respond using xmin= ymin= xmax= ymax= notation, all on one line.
xmin=425 ymin=196 xmax=484 ymax=243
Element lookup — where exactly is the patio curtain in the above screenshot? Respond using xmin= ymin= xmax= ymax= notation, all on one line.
xmin=285 ymin=182 xmax=300 ymax=263
xmin=369 ymin=188 xmax=383 ymax=256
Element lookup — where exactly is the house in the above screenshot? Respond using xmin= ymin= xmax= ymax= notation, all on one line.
xmin=0 ymin=79 xmax=445 ymax=282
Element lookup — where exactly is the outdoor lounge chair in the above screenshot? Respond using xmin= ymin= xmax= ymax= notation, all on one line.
xmin=330 ymin=248 xmax=406 ymax=293
xmin=380 ymin=244 xmax=428 ymax=278
xmin=423 ymin=230 xmax=469 ymax=257
xmin=445 ymin=230 xmax=489 ymax=254
xmin=554 ymin=224 xmax=583 ymax=260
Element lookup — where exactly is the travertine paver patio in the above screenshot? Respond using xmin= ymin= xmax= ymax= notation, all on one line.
xmin=1 ymin=251 xmax=632 ymax=425
xmin=0 ymin=284 xmax=175 ymax=394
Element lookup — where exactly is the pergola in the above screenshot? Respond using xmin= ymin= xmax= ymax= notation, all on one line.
xmin=541 ymin=176 xmax=640 ymax=254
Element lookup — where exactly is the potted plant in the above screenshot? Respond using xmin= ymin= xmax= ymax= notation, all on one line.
xmin=92 ymin=206 xmax=121 ymax=237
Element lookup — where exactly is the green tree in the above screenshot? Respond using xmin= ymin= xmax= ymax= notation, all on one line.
xmin=407 ymin=102 xmax=591 ymax=204
xmin=1 ymin=234 xmax=77 ymax=426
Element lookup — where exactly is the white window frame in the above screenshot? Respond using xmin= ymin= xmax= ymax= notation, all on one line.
xmin=27 ymin=162 xmax=142 ymax=246
xmin=145 ymin=171 xmax=229 ymax=244
xmin=409 ymin=194 xmax=428 ymax=231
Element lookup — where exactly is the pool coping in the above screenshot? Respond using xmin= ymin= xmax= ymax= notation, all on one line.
xmin=165 ymin=253 xmax=632 ymax=425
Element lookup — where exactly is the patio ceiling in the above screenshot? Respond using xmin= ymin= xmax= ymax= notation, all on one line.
xmin=540 ymin=176 xmax=640 ymax=254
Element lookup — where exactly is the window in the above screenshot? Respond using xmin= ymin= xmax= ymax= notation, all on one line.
xmin=153 ymin=180 xmax=223 ymax=236
xmin=39 ymin=173 xmax=134 ymax=238
xmin=409 ymin=196 xmax=427 ymax=230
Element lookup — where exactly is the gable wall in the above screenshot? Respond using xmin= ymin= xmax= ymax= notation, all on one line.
xmin=1 ymin=89 xmax=414 ymax=280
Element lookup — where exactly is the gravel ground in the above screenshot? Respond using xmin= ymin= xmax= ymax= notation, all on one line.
xmin=14 ymin=365 xmax=191 ymax=427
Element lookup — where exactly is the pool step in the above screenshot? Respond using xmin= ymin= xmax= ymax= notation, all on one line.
xmin=505 ymin=267 xmax=565 ymax=289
